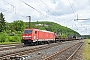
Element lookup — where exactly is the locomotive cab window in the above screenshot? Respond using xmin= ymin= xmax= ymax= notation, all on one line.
xmin=35 ymin=31 xmax=37 ymax=34
xmin=24 ymin=30 xmax=32 ymax=34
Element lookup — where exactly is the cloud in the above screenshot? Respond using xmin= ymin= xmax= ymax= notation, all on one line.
xmin=0 ymin=0 xmax=90 ymax=35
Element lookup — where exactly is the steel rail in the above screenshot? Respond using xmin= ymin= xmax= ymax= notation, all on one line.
xmin=0 ymin=42 xmax=63 ymax=59
xmin=67 ymin=42 xmax=83 ymax=60
xmin=44 ymin=42 xmax=79 ymax=60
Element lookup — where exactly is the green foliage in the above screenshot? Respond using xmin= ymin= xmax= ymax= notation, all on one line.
xmin=83 ymin=39 xmax=90 ymax=60
xmin=13 ymin=20 xmax=26 ymax=32
xmin=86 ymin=36 xmax=90 ymax=39
xmin=0 ymin=32 xmax=6 ymax=43
xmin=0 ymin=12 xmax=6 ymax=32
xmin=60 ymin=34 xmax=68 ymax=38
xmin=5 ymin=20 xmax=25 ymax=33
xmin=0 ymin=20 xmax=81 ymax=43
xmin=9 ymin=32 xmax=15 ymax=36
xmin=14 ymin=35 xmax=21 ymax=42
xmin=15 ymin=31 xmax=22 ymax=35
xmin=8 ymin=35 xmax=21 ymax=42
xmin=25 ymin=21 xmax=80 ymax=38
xmin=0 ymin=32 xmax=21 ymax=43
xmin=7 ymin=23 xmax=15 ymax=32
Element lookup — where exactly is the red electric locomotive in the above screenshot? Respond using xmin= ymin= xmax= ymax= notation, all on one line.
xmin=22 ymin=29 xmax=55 ymax=45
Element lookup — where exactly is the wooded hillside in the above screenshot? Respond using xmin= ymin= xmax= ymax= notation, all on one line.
xmin=25 ymin=21 xmax=80 ymax=38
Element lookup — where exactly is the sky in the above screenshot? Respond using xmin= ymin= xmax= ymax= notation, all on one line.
xmin=0 ymin=0 xmax=90 ymax=35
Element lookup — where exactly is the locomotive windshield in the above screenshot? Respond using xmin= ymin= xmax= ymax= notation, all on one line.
xmin=24 ymin=30 xmax=32 ymax=34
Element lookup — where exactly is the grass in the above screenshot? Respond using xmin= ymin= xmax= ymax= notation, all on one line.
xmin=0 ymin=42 xmax=21 ymax=45
xmin=83 ymin=39 xmax=90 ymax=60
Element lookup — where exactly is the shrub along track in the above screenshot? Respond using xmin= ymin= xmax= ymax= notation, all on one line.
xmin=0 ymin=41 xmax=77 ymax=60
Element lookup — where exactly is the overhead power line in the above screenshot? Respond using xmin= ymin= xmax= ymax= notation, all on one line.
xmin=19 ymin=0 xmax=45 ymax=16
xmin=68 ymin=0 xmax=90 ymax=21
xmin=34 ymin=0 xmax=49 ymax=14
xmin=68 ymin=0 xmax=76 ymax=17
xmin=3 ymin=0 xmax=15 ymax=12
xmin=1 ymin=0 xmax=26 ymax=18
xmin=39 ymin=0 xmax=58 ymax=16
xmin=19 ymin=0 xmax=52 ymax=20
xmin=0 ymin=7 xmax=25 ymax=18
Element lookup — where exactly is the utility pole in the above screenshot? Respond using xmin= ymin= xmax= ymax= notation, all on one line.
xmin=27 ymin=16 xmax=31 ymax=28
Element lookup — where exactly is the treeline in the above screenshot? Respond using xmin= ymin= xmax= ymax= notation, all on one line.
xmin=0 ymin=12 xmax=25 ymax=43
xmin=0 ymin=12 xmax=80 ymax=43
xmin=26 ymin=21 xmax=80 ymax=38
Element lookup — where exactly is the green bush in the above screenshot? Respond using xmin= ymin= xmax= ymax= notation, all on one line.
xmin=0 ymin=32 xmax=7 ymax=43
xmin=0 ymin=32 xmax=21 ymax=43
xmin=6 ymin=30 xmax=11 ymax=34
xmin=8 ymin=36 xmax=14 ymax=42
xmin=60 ymin=34 xmax=68 ymax=38
xmin=7 ymin=35 xmax=21 ymax=42
xmin=9 ymin=32 xmax=15 ymax=36
xmin=13 ymin=35 xmax=21 ymax=42
xmin=86 ymin=36 xmax=90 ymax=39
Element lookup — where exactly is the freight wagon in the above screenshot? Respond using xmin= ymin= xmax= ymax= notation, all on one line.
xmin=22 ymin=29 xmax=55 ymax=45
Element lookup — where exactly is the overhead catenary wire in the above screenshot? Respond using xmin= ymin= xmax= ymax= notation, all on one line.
xmin=0 ymin=0 xmax=26 ymax=18
xmin=33 ymin=0 xmax=46 ymax=10
xmin=68 ymin=0 xmax=76 ymax=17
xmin=0 ymin=7 xmax=26 ymax=18
xmin=33 ymin=0 xmax=49 ymax=17
xmin=19 ymin=0 xmax=45 ymax=17
xmin=55 ymin=0 xmax=77 ymax=25
xmin=3 ymin=0 xmax=15 ymax=12
xmin=67 ymin=0 xmax=86 ymax=34
xmin=39 ymin=0 xmax=59 ymax=16
xmin=19 ymin=0 xmax=53 ymax=20
xmin=39 ymin=0 xmax=76 ymax=24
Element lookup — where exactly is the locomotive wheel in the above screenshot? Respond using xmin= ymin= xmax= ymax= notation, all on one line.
xmin=47 ymin=41 xmax=50 ymax=44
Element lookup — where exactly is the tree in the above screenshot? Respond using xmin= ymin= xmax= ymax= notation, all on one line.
xmin=9 ymin=23 xmax=15 ymax=32
xmin=0 ymin=12 xmax=6 ymax=32
xmin=13 ymin=20 xmax=25 ymax=31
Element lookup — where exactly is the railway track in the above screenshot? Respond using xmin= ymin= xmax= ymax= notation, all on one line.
xmin=24 ymin=41 xmax=82 ymax=60
xmin=0 ymin=40 xmax=83 ymax=60
xmin=0 ymin=41 xmax=75 ymax=60
xmin=44 ymin=42 xmax=84 ymax=60
xmin=0 ymin=43 xmax=23 ymax=51
xmin=0 ymin=42 xmax=61 ymax=59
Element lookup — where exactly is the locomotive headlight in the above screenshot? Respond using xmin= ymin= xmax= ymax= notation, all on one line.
xmin=28 ymin=36 xmax=31 ymax=37
xmin=22 ymin=36 xmax=31 ymax=39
